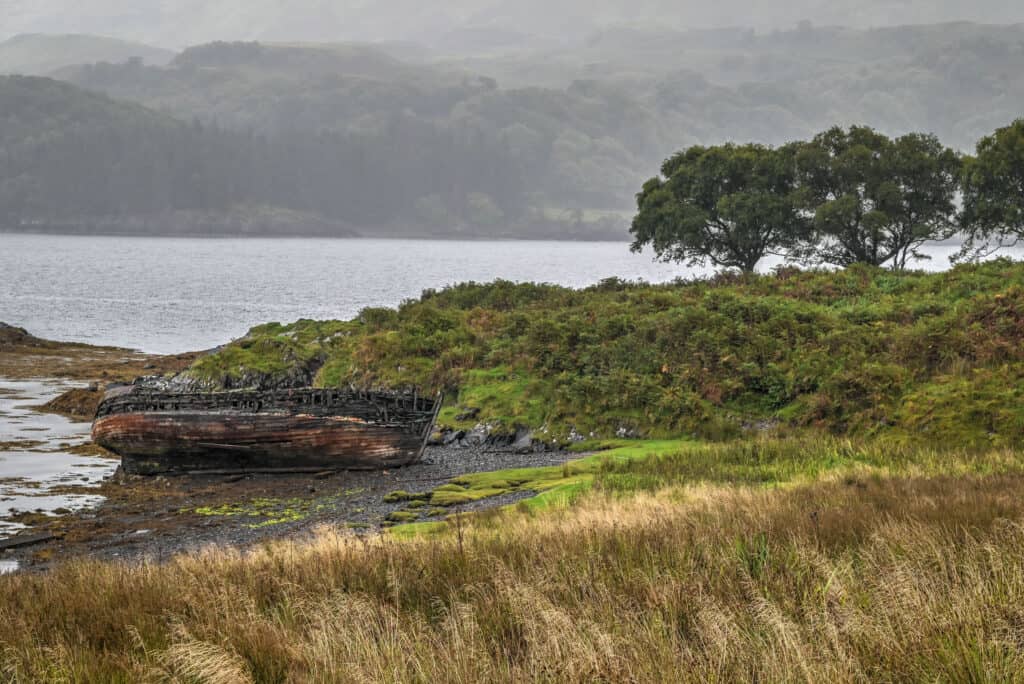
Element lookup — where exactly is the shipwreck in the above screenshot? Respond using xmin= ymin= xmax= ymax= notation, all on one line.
xmin=91 ymin=385 xmax=441 ymax=475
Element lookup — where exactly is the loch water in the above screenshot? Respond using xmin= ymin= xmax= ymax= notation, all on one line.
xmin=2 ymin=234 xmax=1012 ymax=354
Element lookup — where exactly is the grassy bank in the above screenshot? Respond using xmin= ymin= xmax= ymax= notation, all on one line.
xmin=187 ymin=259 xmax=1024 ymax=448
xmin=3 ymin=438 xmax=1024 ymax=681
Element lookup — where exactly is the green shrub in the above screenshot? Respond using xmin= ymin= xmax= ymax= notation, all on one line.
xmin=185 ymin=261 xmax=1024 ymax=445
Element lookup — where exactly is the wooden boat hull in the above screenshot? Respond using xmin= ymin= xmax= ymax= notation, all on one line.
xmin=93 ymin=412 xmax=428 ymax=475
xmin=91 ymin=387 xmax=441 ymax=475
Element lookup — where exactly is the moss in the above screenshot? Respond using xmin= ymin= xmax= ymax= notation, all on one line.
xmin=433 ymin=484 xmax=468 ymax=493
xmin=383 ymin=490 xmax=430 ymax=504
xmin=420 ymin=440 xmax=691 ymax=510
xmin=386 ymin=511 xmax=420 ymax=523
xmin=191 ymin=495 xmax=338 ymax=528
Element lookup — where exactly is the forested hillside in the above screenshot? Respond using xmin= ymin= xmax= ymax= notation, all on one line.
xmin=5 ymin=22 xmax=1024 ymax=238
xmin=55 ymin=23 xmax=1024 ymax=234
xmin=0 ymin=76 xmax=358 ymax=235
xmin=0 ymin=75 xmax=609 ymax=237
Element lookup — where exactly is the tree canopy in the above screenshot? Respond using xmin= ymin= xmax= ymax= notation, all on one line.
xmin=796 ymin=126 xmax=961 ymax=269
xmin=631 ymin=144 xmax=807 ymax=273
xmin=633 ymin=126 xmax=968 ymax=272
xmin=960 ymin=119 xmax=1024 ymax=259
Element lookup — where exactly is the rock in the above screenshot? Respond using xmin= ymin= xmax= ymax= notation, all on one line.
xmin=459 ymin=425 xmax=490 ymax=448
xmin=455 ymin=407 xmax=480 ymax=421
xmin=443 ymin=430 xmax=465 ymax=446
xmin=0 ymin=322 xmax=34 ymax=345
xmin=511 ymin=428 xmax=534 ymax=454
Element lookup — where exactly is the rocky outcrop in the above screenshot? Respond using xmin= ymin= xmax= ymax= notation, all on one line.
xmin=0 ymin=322 xmax=40 ymax=346
xmin=432 ymin=424 xmax=549 ymax=453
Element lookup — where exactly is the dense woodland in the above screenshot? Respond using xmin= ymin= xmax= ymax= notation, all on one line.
xmin=4 ymin=22 xmax=1024 ymax=237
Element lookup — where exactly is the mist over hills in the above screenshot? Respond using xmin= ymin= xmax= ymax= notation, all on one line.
xmin=0 ymin=34 xmax=173 ymax=76
xmin=3 ymin=4 xmax=1024 ymax=239
xmin=5 ymin=0 xmax=1024 ymax=47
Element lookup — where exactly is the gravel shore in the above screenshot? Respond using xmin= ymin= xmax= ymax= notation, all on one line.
xmin=3 ymin=444 xmax=578 ymax=570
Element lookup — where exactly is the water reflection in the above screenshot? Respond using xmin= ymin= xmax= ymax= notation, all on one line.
xmin=0 ymin=380 xmax=116 ymax=536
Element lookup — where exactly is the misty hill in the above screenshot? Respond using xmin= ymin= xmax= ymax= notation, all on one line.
xmin=53 ymin=23 xmax=1024 ymax=224
xmin=0 ymin=75 xmax=611 ymax=239
xmin=5 ymin=0 xmax=1024 ymax=47
xmin=7 ymin=21 xmax=1024 ymax=239
xmin=0 ymin=76 xmax=361 ymax=236
xmin=61 ymin=41 xmax=658 ymax=227
xmin=0 ymin=34 xmax=173 ymax=76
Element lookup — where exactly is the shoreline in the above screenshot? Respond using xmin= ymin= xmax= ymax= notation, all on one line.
xmin=0 ymin=326 xmax=574 ymax=572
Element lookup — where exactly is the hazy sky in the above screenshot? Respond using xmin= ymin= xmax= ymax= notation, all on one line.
xmin=4 ymin=0 xmax=1024 ymax=47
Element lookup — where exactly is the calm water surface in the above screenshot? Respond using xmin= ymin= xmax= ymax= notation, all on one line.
xmin=1 ymin=235 xmax=693 ymax=353
xmin=0 ymin=234 xmax=1019 ymax=353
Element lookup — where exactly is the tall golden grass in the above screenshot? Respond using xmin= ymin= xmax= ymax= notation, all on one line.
xmin=3 ymin=467 xmax=1024 ymax=682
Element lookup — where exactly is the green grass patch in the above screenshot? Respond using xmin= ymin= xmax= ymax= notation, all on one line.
xmin=383 ymin=490 xmax=430 ymax=504
xmin=386 ymin=520 xmax=448 ymax=539
xmin=386 ymin=511 xmax=421 ymax=523
xmin=392 ymin=434 xmax=1024 ymax=537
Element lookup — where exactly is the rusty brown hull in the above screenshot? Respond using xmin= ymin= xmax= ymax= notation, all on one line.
xmin=93 ymin=411 xmax=428 ymax=475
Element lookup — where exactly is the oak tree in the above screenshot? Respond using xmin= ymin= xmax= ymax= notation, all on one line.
xmin=796 ymin=126 xmax=960 ymax=270
xmin=631 ymin=143 xmax=807 ymax=273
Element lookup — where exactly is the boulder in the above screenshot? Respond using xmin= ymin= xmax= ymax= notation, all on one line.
xmin=455 ymin=407 xmax=480 ymax=421
xmin=458 ymin=425 xmax=490 ymax=448
xmin=511 ymin=428 xmax=534 ymax=454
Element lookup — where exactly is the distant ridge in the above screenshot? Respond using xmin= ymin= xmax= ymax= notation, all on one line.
xmin=4 ymin=0 xmax=1024 ymax=47
xmin=0 ymin=33 xmax=174 ymax=76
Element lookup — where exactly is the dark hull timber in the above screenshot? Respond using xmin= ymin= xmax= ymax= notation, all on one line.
xmin=91 ymin=387 xmax=441 ymax=475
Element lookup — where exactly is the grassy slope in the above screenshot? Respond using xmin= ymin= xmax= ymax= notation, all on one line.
xmin=4 ymin=439 xmax=1024 ymax=680
xmin=188 ymin=259 xmax=1024 ymax=448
